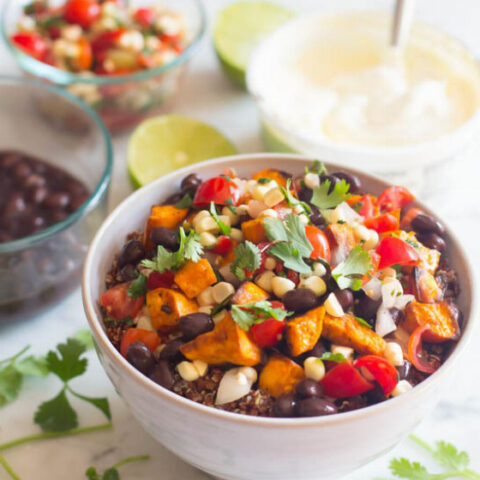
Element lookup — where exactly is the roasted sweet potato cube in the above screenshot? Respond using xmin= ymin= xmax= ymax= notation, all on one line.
xmin=180 ymin=314 xmax=261 ymax=366
xmin=259 ymin=354 xmax=305 ymax=397
xmin=403 ymin=300 xmax=460 ymax=342
xmin=397 ymin=231 xmax=440 ymax=274
xmin=286 ymin=306 xmax=325 ymax=356
xmin=231 ymin=281 xmax=269 ymax=305
xmin=147 ymin=288 xmax=198 ymax=331
xmin=411 ymin=267 xmax=442 ymax=303
xmin=241 ymin=218 xmax=266 ymax=244
xmin=144 ymin=205 xmax=188 ymax=250
xmin=251 ymin=169 xmax=288 ymax=188
xmin=174 ymin=259 xmax=217 ymax=299
xmin=322 ymin=313 xmax=386 ymax=356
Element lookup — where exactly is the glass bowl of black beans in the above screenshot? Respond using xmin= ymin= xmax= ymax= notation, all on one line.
xmin=0 ymin=76 xmax=112 ymax=321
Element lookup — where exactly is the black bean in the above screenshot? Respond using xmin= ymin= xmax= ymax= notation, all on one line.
xmin=163 ymin=192 xmax=183 ymax=205
xmin=416 ymin=232 xmax=446 ymax=252
xmin=365 ymin=383 xmax=386 ymax=405
xmin=69 ymin=193 xmax=88 ymax=212
xmin=333 ymin=289 xmax=354 ymax=311
xmin=23 ymin=174 xmax=46 ymax=188
xmin=320 ymin=175 xmax=339 ymax=193
xmin=331 ymin=171 xmax=362 ymax=193
xmin=149 ymin=360 xmax=175 ymax=390
xmin=120 ymin=264 xmax=137 ymax=281
xmin=309 ymin=340 xmax=328 ymax=357
xmin=159 ymin=338 xmax=185 ymax=362
xmin=283 ymin=288 xmax=317 ymax=313
xmin=309 ymin=206 xmax=325 ymax=227
xmin=49 ymin=210 xmax=68 ymax=224
xmin=13 ymin=162 xmax=31 ymax=179
xmin=179 ymin=313 xmax=214 ymax=340
xmin=117 ymin=239 xmax=145 ymax=268
xmin=296 ymin=398 xmax=338 ymax=417
xmin=273 ymin=393 xmax=297 ymax=417
xmin=4 ymin=194 xmax=26 ymax=217
xmin=297 ymin=186 xmax=312 ymax=203
xmin=354 ymin=292 xmax=381 ymax=321
xmin=411 ymin=214 xmax=445 ymax=236
xmin=389 ymin=307 xmax=404 ymax=325
xmin=125 ymin=341 xmax=156 ymax=375
xmin=296 ymin=379 xmax=324 ymax=398
xmin=150 ymin=226 xmax=178 ymax=250
xmin=397 ymin=360 xmax=412 ymax=381
xmin=28 ymin=186 xmax=48 ymax=204
xmin=180 ymin=173 xmax=202 ymax=195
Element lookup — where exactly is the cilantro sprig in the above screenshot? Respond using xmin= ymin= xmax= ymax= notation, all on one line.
xmin=331 ymin=246 xmax=372 ymax=291
xmin=264 ymin=214 xmax=313 ymax=274
xmin=231 ymin=300 xmax=291 ymax=331
xmin=174 ymin=193 xmax=193 ymax=209
xmin=127 ymin=273 xmax=147 ymax=298
xmin=86 ymin=455 xmax=150 ymax=480
xmin=319 ymin=352 xmax=347 ymax=363
xmin=210 ymin=202 xmax=231 ymax=235
xmin=141 ymin=227 xmax=203 ymax=273
xmin=230 ymin=241 xmax=262 ymax=281
xmin=311 ymin=178 xmax=351 ymax=210
xmin=280 ymin=178 xmax=312 ymax=214
xmin=305 ymin=160 xmax=327 ymax=176
xmin=387 ymin=435 xmax=480 ymax=480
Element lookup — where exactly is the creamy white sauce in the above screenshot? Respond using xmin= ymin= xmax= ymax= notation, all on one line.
xmin=248 ymin=13 xmax=480 ymax=147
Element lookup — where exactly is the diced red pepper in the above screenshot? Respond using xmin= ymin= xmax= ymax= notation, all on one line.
xmin=408 ymin=325 xmax=441 ymax=374
xmin=376 ymin=236 xmax=420 ymax=270
xmin=193 ymin=177 xmax=241 ymax=207
xmin=378 ymin=186 xmax=415 ymax=212
xmin=321 ymin=362 xmax=374 ymax=398
xmin=11 ymin=33 xmax=48 ymax=60
xmin=146 ymin=270 xmax=175 ymax=290
xmin=64 ymin=0 xmax=101 ymax=28
xmin=251 ymin=319 xmax=285 ymax=348
xmin=211 ymin=235 xmax=233 ymax=255
xmin=364 ymin=212 xmax=399 ymax=233
xmin=120 ymin=328 xmax=161 ymax=357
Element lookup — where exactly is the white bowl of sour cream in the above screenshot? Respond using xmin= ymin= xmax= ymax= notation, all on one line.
xmin=247 ymin=11 xmax=480 ymax=174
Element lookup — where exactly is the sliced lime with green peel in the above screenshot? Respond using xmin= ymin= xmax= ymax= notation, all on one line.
xmin=127 ymin=115 xmax=237 ymax=188
xmin=214 ymin=2 xmax=294 ymax=88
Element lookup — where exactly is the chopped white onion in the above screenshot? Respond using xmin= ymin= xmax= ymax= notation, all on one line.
xmin=215 ymin=367 xmax=257 ymax=405
xmin=322 ymin=202 xmax=362 ymax=225
xmin=362 ymin=277 xmax=382 ymax=301
xmin=394 ymin=294 xmax=415 ymax=310
xmin=381 ymin=279 xmax=404 ymax=309
xmin=375 ymin=305 xmax=397 ymax=337
xmin=218 ymin=265 xmax=241 ymax=287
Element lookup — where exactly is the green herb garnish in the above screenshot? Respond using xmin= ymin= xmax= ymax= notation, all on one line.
xmin=230 ymin=241 xmax=262 ymax=281
xmin=257 ymin=177 xmax=273 ymax=184
xmin=319 ymin=352 xmax=347 ymax=363
xmin=305 ymin=160 xmax=327 ymax=176
xmin=175 ymin=193 xmax=193 ymax=209
xmin=210 ymin=202 xmax=231 ymax=235
xmin=354 ymin=316 xmax=373 ymax=329
xmin=311 ymin=179 xmax=351 ymax=210
xmin=127 ymin=274 xmax=147 ymax=298
xmin=331 ymin=246 xmax=372 ymax=291
xmin=86 ymin=455 xmax=150 ymax=480
xmin=231 ymin=301 xmax=291 ymax=331
xmin=280 ymin=178 xmax=312 ymax=214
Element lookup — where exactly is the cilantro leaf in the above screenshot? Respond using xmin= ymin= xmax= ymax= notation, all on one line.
xmin=432 ymin=441 xmax=470 ymax=471
xmin=46 ymin=338 xmax=88 ymax=383
xmin=127 ymin=274 xmax=147 ymax=298
xmin=231 ymin=300 xmax=290 ymax=331
xmin=311 ymin=179 xmax=350 ymax=210
xmin=0 ymin=364 xmax=23 ymax=407
xmin=175 ymin=193 xmax=193 ymax=209
xmin=69 ymin=388 xmax=111 ymax=421
xmin=305 ymin=160 xmax=327 ymax=176
xmin=34 ymin=389 xmax=78 ymax=432
xmin=86 ymin=455 xmax=150 ymax=480
xmin=354 ymin=316 xmax=373 ymax=329
xmin=264 ymin=215 xmax=313 ymax=274
xmin=332 ymin=246 xmax=372 ymax=291
xmin=319 ymin=352 xmax=347 ymax=363
xmin=210 ymin=202 xmax=231 ymax=235
xmin=73 ymin=329 xmax=95 ymax=351
xmin=15 ymin=355 xmax=50 ymax=377
xmin=280 ymin=178 xmax=312 ymax=214
xmin=85 ymin=467 xmax=101 ymax=480
xmin=141 ymin=228 xmax=203 ymax=273
xmin=230 ymin=241 xmax=261 ymax=281
xmin=103 ymin=469 xmax=120 ymax=480
xmin=389 ymin=458 xmax=433 ymax=480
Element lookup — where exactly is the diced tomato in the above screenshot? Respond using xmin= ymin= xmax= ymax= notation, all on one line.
xmin=378 ymin=186 xmax=415 ymax=212
xmin=358 ymin=194 xmax=376 ymax=219
xmin=193 ymin=177 xmax=241 ymax=207
xmin=120 ymin=328 xmax=161 ymax=357
xmin=211 ymin=235 xmax=233 ymax=255
xmin=11 ymin=33 xmax=47 ymax=60
xmin=133 ymin=7 xmax=155 ymax=27
xmin=286 ymin=269 xmax=300 ymax=286
xmin=146 ymin=270 xmax=174 ymax=290
xmin=100 ymin=282 xmax=144 ymax=320
xmin=305 ymin=225 xmax=331 ymax=263
xmin=251 ymin=319 xmax=285 ymax=348
xmin=408 ymin=325 xmax=441 ymax=374
xmin=376 ymin=236 xmax=420 ymax=270
xmin=321 ymin=362 xmax=374 ymax=398
xmin=400 ymin=207 xmax=423 ymax=230
xmin=364 ymin=212 xmax=399 ymax=233
xmin=64 ymin=0 xmax=101 ymax=28
xmin=91 ymin=29 xmax=125 ymax=53
xmin=354 ymin=355 xmax=399 ymax=396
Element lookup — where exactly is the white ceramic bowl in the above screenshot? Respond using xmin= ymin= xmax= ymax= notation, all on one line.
xmin=82 ymin=154 xmax=476 ymax=480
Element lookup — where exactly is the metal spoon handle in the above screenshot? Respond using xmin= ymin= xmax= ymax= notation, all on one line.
xmin=391 ymin=0 xmax=417 ymax=47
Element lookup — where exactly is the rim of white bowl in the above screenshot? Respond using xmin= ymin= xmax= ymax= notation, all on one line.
xmin=246 ymin=11 xmax=480 ymax=171
xmin=82 ymin=153 xmax=478 ymax=428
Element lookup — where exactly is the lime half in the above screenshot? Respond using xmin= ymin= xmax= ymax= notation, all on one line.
xmin=127 ymin=115 xmax=237 ymax=188
xmin=213 ymin=2 xmax=293 ymax=88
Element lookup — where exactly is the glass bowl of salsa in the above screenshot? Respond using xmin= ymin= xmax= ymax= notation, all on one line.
xmin=2 ymin=0 xmax=206 ymax=133
xmin=0 ymin=75 xmax=112 ymax=321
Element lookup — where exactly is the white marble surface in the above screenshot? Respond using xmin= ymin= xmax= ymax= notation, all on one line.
xmin=1 ymin=0 xmax=480 ymax=478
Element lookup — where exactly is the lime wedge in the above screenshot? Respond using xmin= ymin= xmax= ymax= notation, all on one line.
xmin=127 ymin=115 xmax=237 ymax=188
xmin=213 ymin=1 xmax=293 ymax=88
